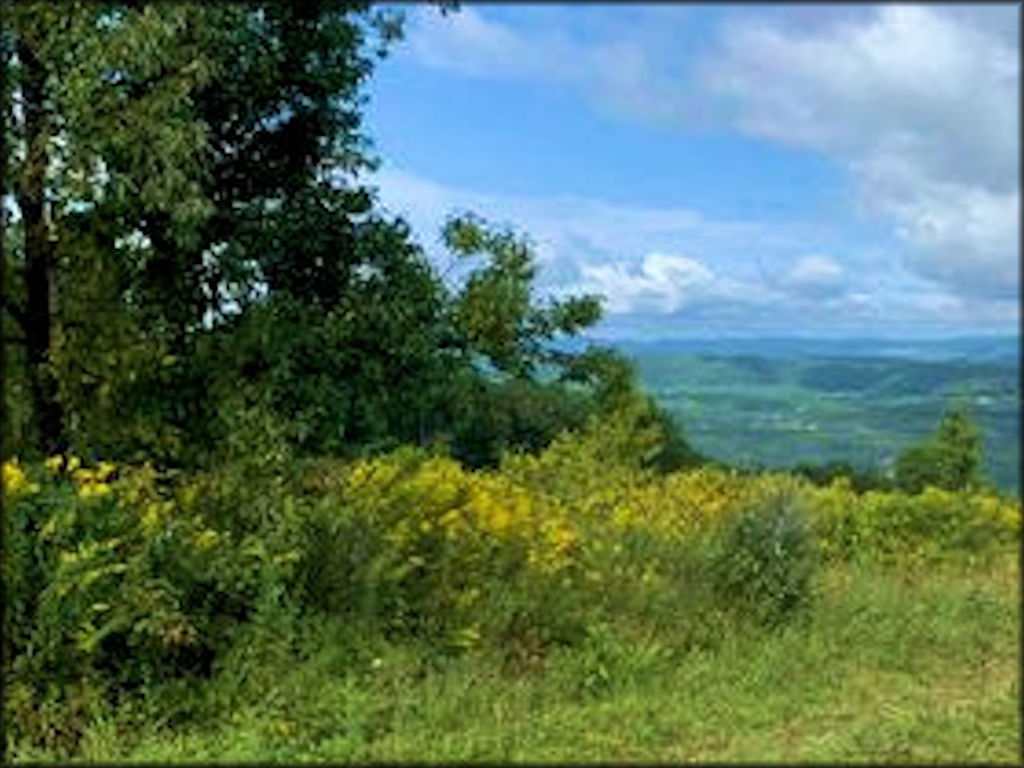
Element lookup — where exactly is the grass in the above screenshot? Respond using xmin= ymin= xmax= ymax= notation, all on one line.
xmin=31 ymin=548 xmax=1018 ymax=764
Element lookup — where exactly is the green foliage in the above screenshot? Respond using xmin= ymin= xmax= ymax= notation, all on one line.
xmin=447 ymin=376 xmax=591 ymax=469
xmin=791 ymin=461 xmax=893 ymax=493
xmin=4 ymin=427 xmax=1019 ymax=759
xmin=209 ymin=224 xmax=454 ymax=458
xmin=443 ymin=212 xmax=602 ymax=378
xmin=2 ymin=2 xmax=412 ymax=459
xmin=15 ymin=552 xmax=1016 ymax=763
xmin=895 ymin=404 xmax=984 ymax=493
xmin=2 ymin=455 xmax=312 ymax=752
xmin=810 ymin=480 xmax=1019 ymax=564
xmin=707 ymin=488 xmax=818 ymax=627
xmin=2 ymin=1 xmax=677 ymax=482
xmin=549 ymin=620 xmax=665 ymax=700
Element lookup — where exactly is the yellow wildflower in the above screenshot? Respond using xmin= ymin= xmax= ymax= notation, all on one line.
xmin=439 ymin=509 xmax=462 ymax=529
xmin=44 ymin=455 xmax=64 ymax=474
xmin=3 ymin=459 xmax=28 ymax=495
xmin=77 ymin=481 xmax=112 ymax=500
xmin=2 ymin=459 xmax=39 ymax=498
xmin=487 ymin=501 xmax=511 ymax=534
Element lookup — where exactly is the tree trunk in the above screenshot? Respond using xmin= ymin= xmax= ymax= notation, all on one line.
xmin=15 ymin=28 xmax=65 ymax=454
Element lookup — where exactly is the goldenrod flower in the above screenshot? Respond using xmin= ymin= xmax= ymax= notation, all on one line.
xmin=2 ymin=459 xmax=39 ymax=498
xmin=3 ymin=459 xmax=28 ymax=495
xmin=142 ymin=502 xmax=163 ymax=533
xmin=77 ymin=481 xmax=112 ymax=500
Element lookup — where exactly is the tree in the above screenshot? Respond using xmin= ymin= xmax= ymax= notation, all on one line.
xmin=436 ymin=214 xmax=614 ymax=466
xmin=3 ymin=3 xmax=695 ymax=473
xmin=442 ymin=212 xmax=602 ymax=378
xmin=210 ymin=210 xmax=456 ymax=459
xmin=3 ymin=2 xmax=406 ymax=459
xmin=894 ymin=403 xmax=984 ymax=493
xmin=3 ymin=3 xmax=225 ymax=454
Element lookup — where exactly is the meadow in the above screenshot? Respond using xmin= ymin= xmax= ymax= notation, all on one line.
xmin=4 ymin=404 xmax=1020 ymax=763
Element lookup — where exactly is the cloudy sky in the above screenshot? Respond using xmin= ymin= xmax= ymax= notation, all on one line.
xmin=362 ymin=4 xmax=1019 ymax=339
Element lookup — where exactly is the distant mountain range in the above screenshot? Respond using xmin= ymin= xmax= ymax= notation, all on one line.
xmin=580 ymin=335 xmax=1020 ymax=364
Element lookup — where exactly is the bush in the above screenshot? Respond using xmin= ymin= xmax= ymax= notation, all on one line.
xmin=5 ymin=425 xmax=1017 ymax=760
xmin=706 ymin=488 xmax=818 ymax=628
xmin=809 ymin=479 xmax=1020 ymax=563
xmin=306 ymin=447 xmax=581 ymax=647
xmin=2 ymin=455 xmax=308 ymax=754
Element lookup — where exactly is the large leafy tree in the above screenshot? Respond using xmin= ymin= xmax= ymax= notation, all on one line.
xmin=4 ymin=1 xmax=688 ymax=470
xmin=3 ymin=2 xmax=406 ymax=459
xmin=3 ymin=3 xmax=220 ymax=453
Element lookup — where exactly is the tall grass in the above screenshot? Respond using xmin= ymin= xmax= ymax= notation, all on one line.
xmin=36 ymin=551 xmax=1018 ymax=764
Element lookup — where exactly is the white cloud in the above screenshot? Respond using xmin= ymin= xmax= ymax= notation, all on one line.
xmin=703 ymin=5 xmax=1019 ymax=299
xmin=405 ymin=6 xmax=563 ymax=82
xmin=401 ymin=6 xmax=705 ymax=127
xmin=784 ymin=255 xmax=846 ymax=297
xmin=370 ymin=166 xmax=824 ymax=300
xmin=402 ymin=5 xmax=1019 ymax=306
xmin=368 ymin=166 xmax=1016 ymax=335
xmin=856 ymin=154 xmax=1019 ymax=298
xmin=575 ymin=253 xmax=714 ymax=314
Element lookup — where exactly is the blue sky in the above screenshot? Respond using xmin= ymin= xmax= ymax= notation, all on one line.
xmin=361 ymin=4 xmax=1019 ymax=339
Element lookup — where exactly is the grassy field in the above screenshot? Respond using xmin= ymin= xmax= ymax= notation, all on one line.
xmin=37 ymin=550 xmax=1018 ymax=764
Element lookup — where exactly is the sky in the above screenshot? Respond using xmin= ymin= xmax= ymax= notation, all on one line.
xmin=360 ymin=3 xmax=1020 ymax=340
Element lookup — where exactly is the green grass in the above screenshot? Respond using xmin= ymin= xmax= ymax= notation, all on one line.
xmin=26 ymin=549 xmax=1017 ymax=764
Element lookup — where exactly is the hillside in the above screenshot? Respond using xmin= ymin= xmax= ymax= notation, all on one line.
xmin=611 ymin=338 xmax=1020 ymax=493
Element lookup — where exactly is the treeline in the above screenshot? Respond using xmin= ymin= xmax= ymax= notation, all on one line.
xmin=2 ymin=2 xmax=697 ymax=474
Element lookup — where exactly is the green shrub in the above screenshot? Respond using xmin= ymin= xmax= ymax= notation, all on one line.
xmin=706 ymin=489 xmax=818 ymax=628
xmin=812 ymin=482 xmax=1020 ymax=564
xmin=2 ymin=455 xmax=310 ymax=755
xmin=791 ymin=460 xmax=893 ymax=492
